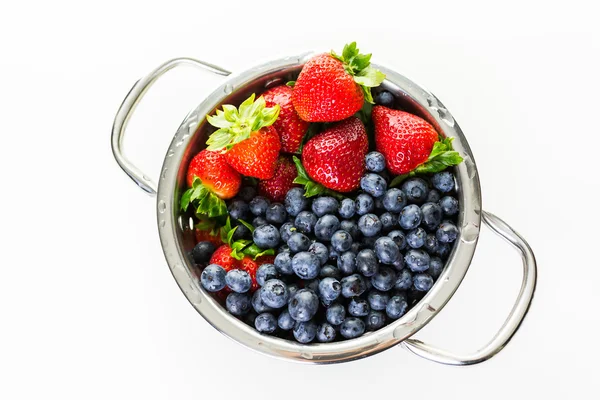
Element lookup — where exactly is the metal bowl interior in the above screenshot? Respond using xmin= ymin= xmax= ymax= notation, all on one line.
xmin=156 ymin=53 xmax=482 ymax=364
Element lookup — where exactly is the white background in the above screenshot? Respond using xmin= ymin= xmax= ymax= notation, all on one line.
xmin=1 ymin=0 xmax=599 ymax=398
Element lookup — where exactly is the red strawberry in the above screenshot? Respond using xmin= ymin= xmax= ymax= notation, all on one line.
xmin=209 ymin=244 xmax=240 ymax=272
xmin=241 ymin=254 xmax=276 ymax=292
xmin=206 ymin=94 xmax=281 ymax=179
xmin=258 ymin=155 xmax=298 ymax=202
xmin=194 ymin=228 xmax=223 ymax=248
xmin=301 ymin=117 xmax=368 ymax=192
xmin=292 ymin=42 xmax=385 ymax=122
xmin=186 ymin=150 xmax=241 ymax=198
xmin=263 ymin=85 xmax=309 ymax=153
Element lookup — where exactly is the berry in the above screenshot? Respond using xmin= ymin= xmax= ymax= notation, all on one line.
xmin=360 ymin=173 xmax=387 ymax=198
xmin=392 ymin=257 xmax=405 ymax=272
xmin=192 ymin=241 xmax=216 ymax=264
xmin=337 ymin=251 xmax=357 ymax=275
xmin=260 ymin=279 xmax=289 ymax=308
xmin=436 ymin=242 xmax=452 ymax=259
xmin=394 ymin=269 xmax=413 ymax=290
xmin=340 ymin=317 xmax=365 ymax=339
xmin=365 ymin=311 xmax=386 ymax=331
xmin=238 ymin=186 xmax=257 ymax=203
xmin=226 ymin=292 xmax=252 ymax=316
xmin=424 ymin=233 xmax=439 ymax=254
xmin=227 ymin=200 xmax=249 ymax=221
xmin=374 ymin=236 xmax=400 ymax=264
xmin=265 ymin=203 xmax=287 ymax=224
xmin=288 ymin=289 xmax=319 ymax=322
xmin=399 ymin=204 xmax=423 ymax=230
xmin=404 ymin=249 xmax=431 ymax=272
xmin=320 ymin=265 xmax=342 ymax=279
xmin=379 ymin=212 xmax=397 ymax=231
xmin=413 ymin=274 xmax=434 ymax=291
xmin=223 ymin=126 xmax=281 ymax=179
xmin=432 ymin=171 xmax=455 ymax=193
xmin=318 ymin=277 xmax=342 ymax=302
xmin=287 ymin=284 xmax=300 ymax=299
xmin=386 ymin=295 xmax=408 ymax=319
xmin=331 ymin=230 xmax=353 ymax=252
xmin=340 ymin=220 xmax=360 ymax=240
xmin=279 ymin=222 xmax=295 ymax=242
xmin=284 ymin=187 xmax=309 ymax=217
xmin=252 ymin=216 xmax=267 ymax=227
xmin=401 ymin=178 xmax=429 ymax=204
xmin=338 ymin=198 xmax=356 ymax=218
xmin=252 ymin=290 xmax=274 ymax=313
xmin=426 ymin=189 xmax=441 ymax=203
xmin=436 ymin=221 xmax=459 ymax=243
xmin=256 ymin=263 xmax=278 ymax=286
xmin=274 ymin=251 xmax=293 ymax=275
xmin=382 ymin=188 xmax=407 ymax=213
xmin=253 ymin=224 xmax=281 ymax=249
xmin=356 ymin=249 xmax=379 ymax=277
xmin=368 ymin=290 xmax=390 ymax=311
xmin=305 ymin=279 xmax=320 ymax=293
xmin=407 ymin=227 xmax=427 ymax=249
xmin=348 ymin=297 xmax=370 ymax=317
xmin=278 ymin=310 xmax=295 ymax=330
xmin=232 ymin=224 xmax=251 ymax=241
xmin=316 ymin=323 xmax=337 ymax=342
xmin=200 ymin=264 xmax=227 ymax=292
xmin=210 ymin=245 xmax=240 ymax=271
xmin=225 ymin=269 xmax=252 ymax=293
xmin=371 ymin=267 xmax=396 ymax=291
xmin=185 ymin=149 xmax=241 ymax=199
xmin=293 ymin=320 xmax=318 ymax=343
xmin=341 ymin=274 xmax=367 ymax=298
xmin=374 ymin=90 xmax=394 ymax=107
xmin=428 ymin=257 xmax=444 ymax=279
xmin=355 ymin=194 xmax=375 ymax=215
xmin=358 ymin=213 xmax=383 ymax=237
xmin=365 ymin=151 xmax=386 ymax=172
xmin=294 ymin=211 xmax=318 ymax=234
xmin=312 ymin=196 xmax=339 ymax=217
xmin=314 ymin=214 xmax=340 ymax=241
xmin=195 ymin=228 xmax=224 ymax=248
xmin=255 ymin=313 xmax=277 ymax=333
xmin=263 ymin=85 xmax=309 ymax=153
xmin=291 ymin=252 xmax=321 ymax=279
xmin=387 ymin=230 xmax=407 ymax=250
xmin=421 ymin=202 xmax=443 ymax=231
xmin=249 ymin=196 xmax=270 ymax=216
xmin=326 ymin=303 xmax=346 ymax=325
xmin=308 ymin=242 xmax=329 ymax=265
xmin=287 ymin=232 xmax=311 ymax=253
xmin=440 ymin=196 xmax=459 ymax=216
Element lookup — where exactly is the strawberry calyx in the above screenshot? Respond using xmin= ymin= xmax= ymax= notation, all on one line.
xmin=217 ymin=217 xmax=275 ymax=261
xmin=292 ymin=156 xmax=344 ymax=199
xmin=390 ymin=137 xmax=464 ymax=187
xmin=331 ymin=42 xmax=386 ymax=104
xmin=180 ymin=177 xmax=228 ymax=217
xmin=206 ymin=94 xmax=280 ymax=151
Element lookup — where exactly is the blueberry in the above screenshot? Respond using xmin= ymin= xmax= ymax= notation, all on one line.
xmin=260 ymin=279 xmax=289 ymax=308
xmin=288 ymin=289 xmax=319 ymax=322
xmin=316 ymin=322 xmax=337 ymax=342
xmin=308 ymin=241 xmax=329 ymax=265
xmin=399 ymin=204 xmax=423 ymax=230
xmin=265 ymin=203 xmax=287 ymax=224
xmin=338 ymin=198 xmax=356 ymax=218
xmin=293 ymin=320 xmax=317 ymax=343
xmin=306 ymin=278 xmax=321 ymax=293
xmin=356 ymin=249 xmax=379 ymax=277
xmin=326 ymin=303 xmax=346 ymax=325
xmin=294 ymin=211 xmax=318 ymax=234
xmin=287 ymin=284 xmax=299 ymax=299
xmin=341 ymin=274 xmax=367 ymax=298
xmin=374 ymin=90 xmax=395 ymax=107
xmin=387 ymin=230 xmax=407 ymax=250
xmin=320 ymin=264 xmax=342 ymax=279
xmin=365 ymin=311 xmax=386 ymax=331
xmin=279 ymin=222 xmax=295 ymax=242
xmin=355 ymin=193 xmax=375 ymax=215
xmin=285 ymin=187 xmax=309 ymax=217
xmin=379 ymin=212 xmax=397 ymax=231
xmin=256 ymin=263 xmax=278 ymax=286
xmin=432 ymin=171 xmax=455 ymax=193
xmin=382 ymin=188 xmax=407 ymax=212
xmin=348 ymin=297 xmax=370 ymax=317
xmin=360 ymin=236 xmax=378 ymax=249
xmin=318 ymin=277 xmax=341 ymax=302
xmin=253 ymin=224 xmax=280 ymax=249
xmin=225 ymin=269 xmax=252 ymax=293
xmin=254 ymin=313 xmax=277 ymax=333
xmin=435 ymin=242 xmax=452 ymax=259
xmin=278 ymin=310 xmax=295 ymax=330
xmin=287 ymin=232 xmax=311 ymax=253
xmin=374 ymin=236 xmax=400 ymax=264
xmin=200 ymin=264 xmax=226 ymax=292
xmin=392 ymin=256 xmax=405 ymax=271
xmin=360 ymin=173 xmax=387 ymax=198
xmin=424 ymin=233 xmax=439 ymax=254
xmin=401 ymin=178 xmax=429 ymax=204
xmin=228 ymin=199 xmax=249 ymax=221
xmin=404 ymin=249 xmax=431 ymax=272
xmin=252 ymin=216 xmax=267 ymax=227
xmin=440 ymin=196 xmax=459 ymax=216
xmin=421 ymin=202 xmax=443 ymax=231
xmin=413 ymin=273 xmax=434 ymax=291
xmin=374 ymin=196 xmax=385 ymax=210
xmin=371 ymin=267 xmax=396 ymax=291
xmin=328 ymin=245 xmax=339 ymax=260
xmin=237 ymin=186 xmax=256 ymax=202
xmin=350 ymin=242 xmax=361 ymax=254
xmin=368 ymin=290 xmax=390 ymax=311
xmin=192 ymin=241 xmax=216 ymax=264
xmin=436 ymin=221 xmax=459 ymax=243
xmin=226 ymin=292 xmax=252 ymax=316
xmin=337 ymin=251 xmax=357 ymax=275
xmin=365 ymin=151 xmax=386 ymax=172
xmin=428 ymin=256 xmax=444 ymax=279
xmin=252 ymin=290 xmax=274 ymax=313
xmin=249 ymin=196 xmax=270 ymax=216
xmin=340 ymin=317 xmax=365 ymax=339
xmin=274 ymin=251 xmax=293 ymax=275
xmin=426 ymin=189 xmax=441 ymax=203
xmin=394 ymin=269 xmax=413 ymax=290
xmin=314 ymin=214 xmax=340 ymax=241
xmin=340 ymin=220 xmax=360 ymax=240
xmin=358 ymin=213 xmax=383 ymax=237
xmin=407 ymin=227 xmax=427 ymax=249
xmin=331 ymin=230 xmax=353 ymax=252
xmin=232 ymin=223 xmax=251 ymax=241
xmin=386 ymin=295 xmax=408 ymax=319
xmin=291 ymin=252 xmax=320 ymax=279
xmin=408 ymin=288 xmax=426 ymax=304
xmin=312 ymin=196 xmax=339 ymax=217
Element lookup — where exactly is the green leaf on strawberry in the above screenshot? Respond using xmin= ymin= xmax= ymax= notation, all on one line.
xmin=286 ymin=81 xmax=296 ymax=87
xmin=238 ymin=219 xmax=255 ymax=233
xmin=242 ymin=243 xmax=275 ymax=259
xmin=181 ymin=177 xmax=227 ymax=218
xmin=292 ymin=156 xmax=344 ymax=199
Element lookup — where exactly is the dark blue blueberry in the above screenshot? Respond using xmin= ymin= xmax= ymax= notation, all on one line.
xmin=326 ymin=303 xmax=346 ymax=325
xmin=288 ymin=289 xmax=319 ymax=322
xmin=200 ymin=264 xmax=226 ymax=292
xmin=399 ymin=204 xmax=423 ymax=230
xmin=404 ymin=249 xmax=431 ymax=272
xmin=382 ymin=188 xmax=407 ymax=212
xmin=340 ymin=274 xmax=367 ymax=298
xmin=312 ymin=196 xmax=339 ymax=217
xmin=274 ymin=251 xmax=293 ymax=275
xmin=386 ymin=295 xmax=408 ymax=319
xmin=294 ymin=211 xmax=317 ymax=234
xmin=348 ymin=297 xmax=370 ymax=317
xmin=371 ymin=267 xmax=396 ymax=291
xmin=331 ymin=230 xmax=353 ymax=252
xmin=308 ymin=241 xmax=329 ymax=265
xmin=318 ymin=277 xmax=341 ymax=302
xmin=440 ymin=195 xmax=459 ymax=216
xmin=328 ymin=245 xmax=339 ymax=260
xmin=256 ymin=263 xmax=278 ymax=287
xmin=265 ymin=203 xmax=287 ymax=224
xmin=291 ymin=251 xmax=320 ymax=279
xmin=249 ymin=196 xmax=270 ymax=216
xmin=421 ymin=202 xmax=443 ymax=231
xmin=426 ymin=189 xmax=441 ymax=203
xmin=232 ymin=223 xmax=251 ymax=241
xmin=260 ymin=279 xmax=289 ymax=308
xmin=225 ymin=292 xmax=252 ymax=316
xmin=287 ymin=232 xmax=311 ymax=253
xmin=424 ymin=233 xmax=439 ymax=254
xmin=192 ymin=241 xmax=216 ymax=264
xmin=254 ymin=313 xmax=277 ymax=333
xmin=252 ymin=216 xmax=267 ymax=227
xmin=313 ymin=214 xmax=340 ymax=240
xmin=392 ymin=256 xmax=405 ymax=271
xmin=365 ymin=151 xmax=386 ymax=172
xmin=279 ymin=222 xmax=295 ymax=242
xmin=316 ymin=322 xmax=337 ymax=342
xmin=253 ymin=224 xmax=280 ymax=249
xmin=428 ymin=256 xmax=444 ymax=279
xmin=293 ymin=320 xmax=317 ymax=343
xmin=277 ymin=310 xmax=295 ymax=330
xmin=379 ymin=212 xmax=397 ymax=231
xmin=358 ymin=213 xmax=383 ymax=237
xmin=413 ymin=273 xmax=434 ymax=291
xmin=225 ymin=269 xmax=252 ymax=293
xmin=355 ymin=193 xmax=375 ymax=216
xmin=365 ymin=311 xmax=386 ymax=331
xmin=252 ymin=290 xmax=274 ymax=313
xmin=320 ymin=264 xmax=342 ymax=279
xmin=338 ymin=198 xmax=356 ymax=218
xmin=436 ymin=221 xmax=459 ymax=243
xmin=337 ymin=251 xmax=357 ymax=275
xmin=284 ymin=187 xmax=309 ymax=217
xmin=394 ymin=269 xmax=413 ymax=290
xmin=387 ymin=230 xmax=407 ymax=250
xmin=368 ymin=290 xmax=390 ymax=311
xmin=228 ymin=199 xmax=249 ymax=220
xmin=374 ymin=236 xmax=400 ymax=264
xmin=356 ymin=249 xmax=379 ymax=277
xmin=340 ymin=219 xmax=360 ymax=240
xmin=238 ymin=186 xmax=257 ymax=203
xmin=350 ymin=242 xmax=361 ymax=254
xmin=432 ymin=171 xmax=455 ymax=193
xmin=340 ymin=317 xmax=365 ymax=339
xmin=360 ymin=173 xmax=387 ymax=198
xmin=401 ymin=178 xmax=429 ymax=204
xmin=374 ymin=90 xmax=395 ymax=107
xmin=287 ymin=284 xmax=299 ymax=300
xmin=436 ymin=242 xmax=452 ymax=259
xmin=407 ymin=227 xmax=427 ymax=249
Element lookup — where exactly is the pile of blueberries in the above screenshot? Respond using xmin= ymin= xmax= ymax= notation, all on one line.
xmin=196 ymin=151 xmax=460 ymax=343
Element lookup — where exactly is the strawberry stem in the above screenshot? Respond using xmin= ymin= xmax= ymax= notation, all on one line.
xmin=292 ymin=156 xmax=344 ymax=199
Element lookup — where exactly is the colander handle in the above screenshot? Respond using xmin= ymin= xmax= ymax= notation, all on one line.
xmin=111 ymin=58 xmax=231 ymax=196
xmin=402 ymin=210 xmax=537 ymax=366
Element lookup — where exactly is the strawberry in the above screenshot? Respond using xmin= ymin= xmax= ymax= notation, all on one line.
xmin=292 ymin=42 xmax=386 ymax=122
xmin=241 ymin=254 xmax=276 ymax=292
xmin=299 ymin=117 xmax=368 ymax=193
xmin=258 ymin=155 xmax=298 ymax=202
xmin=263 ymin=85 xmax=309 ymax=153
xmin=194 ymin=228 xmax=223 ymax=248
xmin=209 ymin=244 xmax=240 ymax=272
xmin=206 ymin=94 xmax=281 ymax=179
